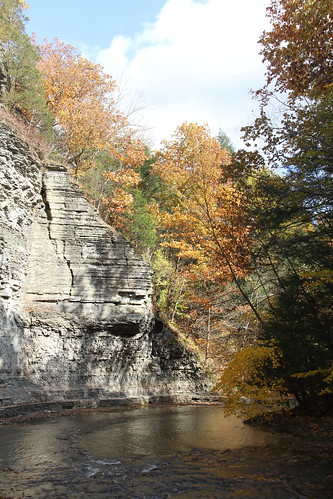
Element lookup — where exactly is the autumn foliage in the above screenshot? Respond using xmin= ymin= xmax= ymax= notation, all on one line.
xmin=214 ymin=342 xmax=287 ymax=416
xmin=153 ymin=123 xmax=252 ymax=285
xmin=259 ymin=0 xmax=333 ymax=97
xmin=0 ymin=0 xmax=53 ymax=133
xmin=38 ymin=39 xmax=147 ymax=173
xmin=37 ymin=38 xmax=148 ymax=227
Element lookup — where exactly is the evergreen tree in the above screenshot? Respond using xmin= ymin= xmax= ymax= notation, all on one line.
xmin=0 ymin=0 xmax=53 ymax=135
xmin=217 ymin=129 xmax=235 ymax=155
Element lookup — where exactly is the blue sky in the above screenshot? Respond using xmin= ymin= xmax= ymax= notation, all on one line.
xmin=27 ymin=1 xmax=167 ymax=48
xmin=26 ymin=0 xmax=270 ymax=149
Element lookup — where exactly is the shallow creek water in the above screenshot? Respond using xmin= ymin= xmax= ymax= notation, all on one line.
xmin=0 ymin=405 xmax=331 ymax=498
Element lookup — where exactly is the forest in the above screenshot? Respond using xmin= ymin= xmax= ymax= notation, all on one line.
xmin=0 ymin=0 xmax=332 ymax=416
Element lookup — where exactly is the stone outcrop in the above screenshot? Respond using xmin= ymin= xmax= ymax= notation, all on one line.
xmin=0 ymin=121 xmax=207 ymax=407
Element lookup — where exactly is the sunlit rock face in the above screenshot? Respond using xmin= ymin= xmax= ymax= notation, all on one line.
xmin=0 ymin=121 xmax=206 ymax=406
xmin=22 ymin=164 xmax=154 ymax=330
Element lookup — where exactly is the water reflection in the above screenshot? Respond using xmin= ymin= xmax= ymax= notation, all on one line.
xmin=0 ymin=405 xmax=273 ymax=468
xmin=79 ymin=405 xmax=272 ymax=460
xmin=0 ymin=417 xmax=82 ymax=468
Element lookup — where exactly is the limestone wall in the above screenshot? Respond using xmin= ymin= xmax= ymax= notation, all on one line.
xmin=22 ymin=164 xmax=154 ymax=329
xmin=0 ymin=121 xmax=206 ymax=406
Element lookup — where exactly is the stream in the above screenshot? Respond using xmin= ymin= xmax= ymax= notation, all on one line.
xmin=0 ymin=404 xmax=331 ymax=498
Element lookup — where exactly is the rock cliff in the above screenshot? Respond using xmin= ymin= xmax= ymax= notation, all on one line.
xmin=0 ymin=120 xmax=206 ymax=407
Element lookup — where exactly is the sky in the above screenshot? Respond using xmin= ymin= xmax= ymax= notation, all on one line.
xmin=26 ymin=0 xmax=270 ymax=149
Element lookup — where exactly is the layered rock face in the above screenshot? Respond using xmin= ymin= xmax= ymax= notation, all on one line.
xmin=22 ymin=164 xmax=154 ymax=329
xmin=0 ymin=121 xmax=206 ymax=406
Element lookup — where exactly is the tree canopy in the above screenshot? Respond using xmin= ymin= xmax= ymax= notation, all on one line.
xmin=38 ymin=38 xmax=147 ymax=174
xmin=0 ymin=0 xmax=53 ymax=134
xmin=222 ymin=0 xmax=333 ymax=413
xmin=259 ymin=0 xmax=333 ymax=98
xmin=153 ymin=123 xmax=251 ymax=284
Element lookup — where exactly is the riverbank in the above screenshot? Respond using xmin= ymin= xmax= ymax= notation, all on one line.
xmin=247 ymin=407 xmax=333 ymax=439
xmin=0 ymin=396 xmax=222 ymax=425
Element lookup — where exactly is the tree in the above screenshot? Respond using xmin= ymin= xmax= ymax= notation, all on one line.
xmin=215 ymin=342 xmax=287 ymax=416
xmin=122 ymin=189 xmax=157 ymax=254
xmin=38 ymin=38 xmax=149 ymax=229
xmin=247 ymin=168 xmax=333 ymax=407
xmin=217 ymin=129 xmax=235 ymax=154
xmin=259 ymin=0 xmax=333 ymax=98
xmin=153 ymin=122 xmax=256 ymax=318
xmin=231 ymin=0 xmax=333 ymax=411
xmin=38 ymin=38 xmax=146 ymax=174
xmin=0 ymin=0 xmax=53 ymax=134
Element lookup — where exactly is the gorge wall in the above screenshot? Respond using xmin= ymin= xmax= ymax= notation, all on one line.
xmin=0 ymin=120 xmax=206 ymax=407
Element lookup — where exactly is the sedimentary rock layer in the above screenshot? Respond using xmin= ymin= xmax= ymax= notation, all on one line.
xmin=0 ymin=121 xmax=206 ymax=406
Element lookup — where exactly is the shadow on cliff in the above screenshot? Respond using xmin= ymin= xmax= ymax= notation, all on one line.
xmin=0 ymin=302 xmax=32 ymax=404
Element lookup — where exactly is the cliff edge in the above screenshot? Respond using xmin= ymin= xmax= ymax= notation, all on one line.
xmin=0 ymin=120 xmax=207 ymax=408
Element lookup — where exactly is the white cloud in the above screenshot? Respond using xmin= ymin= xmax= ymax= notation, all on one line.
xmin=96 ymin=0 xmax=270 ymax=149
